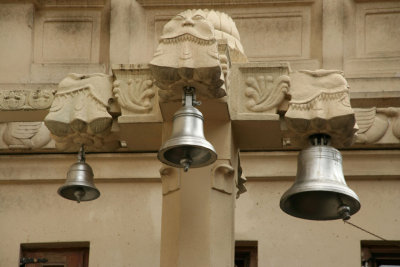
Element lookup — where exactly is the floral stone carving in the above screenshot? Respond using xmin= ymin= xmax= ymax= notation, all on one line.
xmin=112 ymin=64 xmax=161 ymax=122
xmin=245 ymin=74 xmax=290 ymax=113
xmin=44 ymin=73 xmax=119 ymax=151
xmin=0 ymin=88 xmax=55 ymax=110
xmin=150 ymin=9 xmax=247 ymax=101
xmin=285 ymin=70 xmax=357 ymax=147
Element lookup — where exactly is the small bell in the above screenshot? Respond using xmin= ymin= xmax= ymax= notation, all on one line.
xmin=280 ymin=134 xmax=360 ymax=220
xmin=158 ymin=87 xmax=217 ymax=171
xmin=58 ymin=146 xmax=100 ymax=203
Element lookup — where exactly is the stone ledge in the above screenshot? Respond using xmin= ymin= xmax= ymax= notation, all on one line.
xmin=241 ymin=150 xmax=400 ymax=180
xmin=0 ymin=153 xmax=161 ymax=182
xmin=1 ymin=150 xmax=399 ymax=183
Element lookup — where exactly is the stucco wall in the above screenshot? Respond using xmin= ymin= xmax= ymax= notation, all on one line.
xmin=0 ymin=181 xmax=162 ymax=266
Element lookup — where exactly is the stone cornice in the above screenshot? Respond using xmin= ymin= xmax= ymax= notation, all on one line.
xmin=1 ymin=150 xmax=399 ymax=183
xmin=136 ymin=0 xmax=314 ymax=7
xmin=241 ymin=150 xmax=400 ymax=180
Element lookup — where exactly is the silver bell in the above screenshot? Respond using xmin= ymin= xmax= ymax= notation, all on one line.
xmin=58 ymin=146 xmax=100 ymax=203
xmin=158 ymin=87 xmax=217 ymax=171
xmin=280 ymin=135 xmax=360 ymax=220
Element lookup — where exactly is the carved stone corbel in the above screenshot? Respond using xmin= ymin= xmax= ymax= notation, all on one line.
xmin=149 ymin=9 xmax=246 ymax=103
xmin=229 ymin=62 xmax=291 ymax=150
xmin=160 ymin=166 xmax=181 ymax=195
xmin=111 ymin=64 xmax=163 ymax=151
xmin=285 ymin=70 xmax=357 ymax=147
xmin=44 ymin=73 xmax=119 ymax=151
xmin=211 ymin=163 xmax=235 ymax=194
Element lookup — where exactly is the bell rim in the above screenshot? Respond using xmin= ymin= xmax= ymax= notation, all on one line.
xmin=280 ymin=187 xmax=361 ymax=220
xmin=158 ymin=137 xmax=217 ymax=168
xmin=57 ymin=184 xmax=101 ymax=202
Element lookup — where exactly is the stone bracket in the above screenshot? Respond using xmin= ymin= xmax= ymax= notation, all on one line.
xmin=160 ymin=166 xmax=181 ymax=195
xmin=211 ymin=163 xmax=235 ymax=195
xmin=229 ymin=62 xmax=291 ymax=150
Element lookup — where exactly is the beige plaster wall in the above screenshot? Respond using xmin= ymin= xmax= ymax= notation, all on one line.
xmin=0 ymin=181 xmax=162 ymax=267
xmin=236 ymin=179 xmax=400 ymax=267
xmin=2 ymin=175 xmax=399 ymax=266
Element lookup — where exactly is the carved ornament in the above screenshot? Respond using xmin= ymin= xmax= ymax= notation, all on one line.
xmin=245 ymin=74 xmax=290 ymax=113
xmin=150 ymin=9 xmax=246 ymax=101
xmin=44 ymin=73 xmax=119 ymax=151
xmin=0 ymin=89 xmax=55 ymax=110
xmin=211 ymin=163 xmax=235 ymax=195
xmin=160 ymin=166 xmax=181 ymax=195
xmin=285 ymin=70 xmax=357 ymax=147
xmin=112 ymin=64 xmax=161 ymax=121
xmin=0 ymin=122 xmax=53 ymax=150
xmin=354 ymin=107 xmax=400 ymax=144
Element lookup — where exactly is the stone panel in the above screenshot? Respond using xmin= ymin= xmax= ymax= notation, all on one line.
xmin=31 ymin=4 xmax=109 ymax=83
xmin=344 ymin=1 xmax=400 ymax=78
xmin=0 ymin=3 xmax=34 ymax=83
xmin=142 ymin=2 xmax=320 ymax=70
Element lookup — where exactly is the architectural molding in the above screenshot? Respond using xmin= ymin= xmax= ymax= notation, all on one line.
xmin=0 ymin=88 xmax=55 ymax=110
xmin=241 ymin=150 xmax=400 ymax=180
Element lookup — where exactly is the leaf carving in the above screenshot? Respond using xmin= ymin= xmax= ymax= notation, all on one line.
xmin=113 ymin=78 xmax=155 ymax=113
xmin=245 ymin=75 xmax=290 ymax=113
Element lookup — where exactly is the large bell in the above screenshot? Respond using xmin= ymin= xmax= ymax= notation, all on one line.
xmin=58 ymin=147 xmax=100 ymax=203
xmin=158 ymin=105 xmax=217 ymax=171
xmin=280 ymin=135 xmax=360 ymax=220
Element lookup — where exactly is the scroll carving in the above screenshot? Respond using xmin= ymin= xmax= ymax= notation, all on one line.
xmin=354 ymin=107 xmax=400 ymax=144
xmin=160 ymin=166 xmax=181 ymax=195
xmin=113 ymin=78 xmax=155 ymax=113
xmin=285 ymin=70 xmax=357 ymax=147
xmin=245 ymin=75 xmax=290 ymax=113
xmin=44 ymin=73 xmax=119 ymax=151
xmin=0 ymin=89 xmax=55 ymax=110
xmin=212 ymin=163 xmax=235 ymax=195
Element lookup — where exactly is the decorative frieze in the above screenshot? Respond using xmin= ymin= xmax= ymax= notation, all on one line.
xmin=354 ymin=107 xmax=400 ymax=144
xmin=0 ymin=88 xmax=55 ymax=110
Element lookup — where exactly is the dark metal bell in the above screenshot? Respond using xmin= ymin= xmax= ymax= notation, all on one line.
xmin=280 ymin=136 xmax=360 ymax=220
xmin=58 ymin=147 xmax=100 ymax=203
xmin=158 ymin=105 xmax=217 ymax=171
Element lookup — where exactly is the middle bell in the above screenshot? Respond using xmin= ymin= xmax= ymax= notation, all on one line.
xmin=158 ymin=91 xmax=217 ymax=171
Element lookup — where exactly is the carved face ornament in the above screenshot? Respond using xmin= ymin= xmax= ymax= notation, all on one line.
xmin=160 ymin=10 xmax=215 ymax=43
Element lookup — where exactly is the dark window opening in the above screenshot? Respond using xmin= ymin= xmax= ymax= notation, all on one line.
xmin=20 ymin=242 xmax=89 ymax=267
xmin=235 ymin=240 xmax=257 ymax=267
xmin=362 ymin=241 xmax=400 ymax=267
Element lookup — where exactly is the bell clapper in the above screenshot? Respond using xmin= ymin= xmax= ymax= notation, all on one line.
xmin=180 ymin=157 xmax=192 ymax=172
xmin=73 ymin=188 xmax=86 ymax=203
xmin=338 ymin=204 xmax=351 ymax=221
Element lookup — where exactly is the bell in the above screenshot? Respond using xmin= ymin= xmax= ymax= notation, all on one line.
xmin=58 ymin=146 xmax=100 ymax=203
xmin=158 ymin=87 xmax=217 ymax=171
xmin=280 ymin=135 xmax=360 ymax=220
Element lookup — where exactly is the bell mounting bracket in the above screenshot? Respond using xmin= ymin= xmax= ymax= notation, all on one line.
xmin=183 ymin=86 xmax=201 ymax=107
